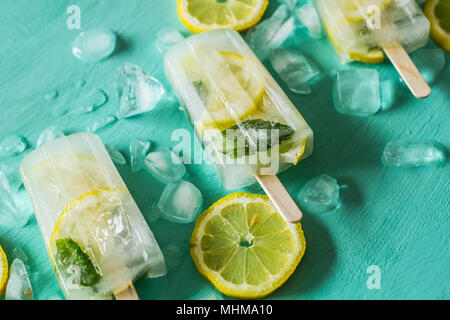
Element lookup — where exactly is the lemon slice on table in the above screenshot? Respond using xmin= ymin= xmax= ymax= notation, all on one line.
xmin=177 ymin=0 xmax=269 ymax=33
xmin=425 ymin=0 xmax=450 ymax=53
xmin=191 ymin=193 xmax=306 ymax=298
xmin=183 ymin=51 xmax=264 ymax=133
xmin=0 ymin=244 xmax=8 ymax=298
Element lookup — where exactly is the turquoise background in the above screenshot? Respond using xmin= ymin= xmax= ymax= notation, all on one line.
xmin=0 ymin=0 xmax=449 ymax=300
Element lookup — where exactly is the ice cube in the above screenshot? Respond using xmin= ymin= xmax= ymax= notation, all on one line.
xmin=0 ymin=172 xmax=31 ymax=228
xmin=36 ymin=127 xmax=65 ymax=148
xmin=115 ymin=63 xmax=165 ymax=119
xmin=412 ymin=49 xmax=446 ymax=84
xmin=73 ymin=88 xmax=108 ymax=114
xmin=105 ymin=144 xmax=127 ymax=165
xmin=155 ymin=28 xmax=185 ymax=53
xmin=0 ymin=157 xmax=23 ymax=193
xmin=158 ymin=180 xmax=203 ymax=224
xmin=72 ymin=29 xmax=116 ymax=63
xmin=5 ymin=259 xmax=34 ymax=300
xmin=246 ymin=5 xmax=295 ymax=60
xmin=0 ymin=134 xmax=27 ymax=158
xmin=270 ymin=48 xmax=320 ymax=94
xmin=189 ymin=287 xmax=224 ymax=300
xmin=129 ymin=139 xmax=151 ymax=173
xmin=297 ymin=174 xmax=340 ymax=213
xmin=11 ymin=248 xmax=29 ymax=265
xmin=381 ymin=140 xmax=448 ymax=168
xmin=380 ymin=79 xmax=397 ymax=111
xmin=86 ymin=116 xmax=117 ymax=132
xmin=295 ymin=3 xmax=323 ymax=39
xmin=144 ymin=148 xmax=186 ymax=184
xmin=333 ymin=69 xmax=380 ymax=117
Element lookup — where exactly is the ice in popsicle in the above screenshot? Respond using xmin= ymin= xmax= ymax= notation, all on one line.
xmin=164 ymin=29 xmax=313 ymax=190
xmin=314 ymin=0 xmax=430 ymax=63
xmin=20 ymin=132 xmax=166 ymax=299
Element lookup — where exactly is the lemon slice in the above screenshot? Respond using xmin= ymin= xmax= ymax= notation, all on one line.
xmin=425 ymin=0 xmax=450 ymax=53
xmin=0 ymin=244 xmax=8 ymax=298
xmin=340 ymin=0 xmax=391 ymax=22
xmin=50 ymin=187 xmax=130 ymax=269
xmin=183 ymin=50 xmax=264 ymax=133
xmin=191 ymin=192 xmax=306 ymax=298
xmin=177 ymin=0 xmax=269 ymax=33
xmin=324 ymin=25 xmax=385 ymax=64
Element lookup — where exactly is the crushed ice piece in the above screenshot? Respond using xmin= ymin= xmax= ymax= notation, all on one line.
xmin=270 ymin=48 xmax=320 ymax=94
xmin=72 ymin=29 xmax=116 ymax=63
xmin=115 ymin=63 xmax=165 ymax=119
xmin=412 ymin=49 xmax=446 ymax=84
xmin=36 ymin=127 xmax=65 ymax=148
xmin=105 ymin=144 xmax=127 ymax=165
xmin=333 ymin=69 xmax=380 ymax=117
xmin=0 ymin=134 xmax=27 ymax=158
xmin=297 ymin=174 xmax=340 ymax=213
xmin=295 ymin=3 xmax=323 ymax=39
xmin=129 ymin=139 xmax=151 ymax=173
xmin=155 ymin=28 xmax=185 ymax=53
xmin=380 ymin=80 xmax=397 ymax=111
xmin=381 ymin=140 xmax=448 ymax=168
xmin=11 ymin=248 xmax=29 ymax=266
xmin=158 ymin=180 xmax=203 ymax=224
xmin=0 ymin=172 xmax=32 ymax=228
xmin=246 ymin=5 xmax=295 ymax=60
xmin=5 ymin=259 xmax=34 ymax=300
xmin=162 ymin=244 xmax=184 ymax=272
xmin=189 ymin=287 xmax=224 ymax=300
xmin=73 ymin=88 xmax=108 ymax=114
xmin=0 ymin=158 xmax=23 ymax=193
xmin=144 ymin=148 xmax=186 ymax=184
xmin=46 ymin=294 xmax=64 ymax=300
xmin=86 ymin=116 xmax=117 ymax=132
xmin=44 ymin=90 xmax=58 ymax=101
xmin=147 ymin=196 xmax=162 ymax=223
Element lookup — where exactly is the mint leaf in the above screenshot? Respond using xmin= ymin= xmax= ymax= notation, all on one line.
xmin=55 ymin=238 xmax=101 ymax=287
xmin=220 ymin=119 xmax=295 ymax=158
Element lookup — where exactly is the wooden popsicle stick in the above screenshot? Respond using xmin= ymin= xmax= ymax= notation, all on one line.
xmin=114 ymin=282 xmax=140 ymax=300
xmin=382 ymin=41 xmax=431 ymax=99
xmin=255 ymin=174 xmax=302 ymax=223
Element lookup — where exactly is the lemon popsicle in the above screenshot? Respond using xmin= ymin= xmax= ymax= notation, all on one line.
xmin=315 ymin=0 xmax=431 ymax=97
xmin=164 ymin=29 xmax=313 ymax=192
xmin=315 ymin=0 xmax=430 ymax=63
xmin=20 ymin=132 xmax=166 ymax=300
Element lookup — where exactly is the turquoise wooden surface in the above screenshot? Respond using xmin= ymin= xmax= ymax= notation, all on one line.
xmin=0 ymin=0 xmax=448 ymax=300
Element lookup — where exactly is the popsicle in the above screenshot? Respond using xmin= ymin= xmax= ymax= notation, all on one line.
xmin=20 ymin=132 xmax=166 ymax=300
xmin=315 ymin=0 xmax=431 ymax=98
xmin=164 ymin=29 xmax=313 ymax=223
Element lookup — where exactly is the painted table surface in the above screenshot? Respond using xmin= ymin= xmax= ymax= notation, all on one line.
xmin=0 ymin=0 xmax=449 ymax=300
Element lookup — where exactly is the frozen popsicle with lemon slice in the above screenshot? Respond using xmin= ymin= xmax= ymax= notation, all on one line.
xmin=315 ymin=0 xmax=431 ymax=98
xmin=164 ymin=29 xmax=313 ymax=223
xmin=20 ymin=132 xmax=166 ymax=300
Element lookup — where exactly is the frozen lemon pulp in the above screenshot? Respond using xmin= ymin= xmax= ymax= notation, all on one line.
xmin=183 ymin=49 xmax=264 ymax=132
xmin=339 ymin=0 xmax=391 ymax=22
xmin=0 ymin=244 xmax=8 ymax=298
xmin=191 ymin=193 xmax=306 ymax=298
xmin=425 ymin=0 xmax=450 ymax=53
xmin=177 ymin=0 xmax=269 ymax=33
xmin=33 ymin=154 xmax=108 ymax=198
